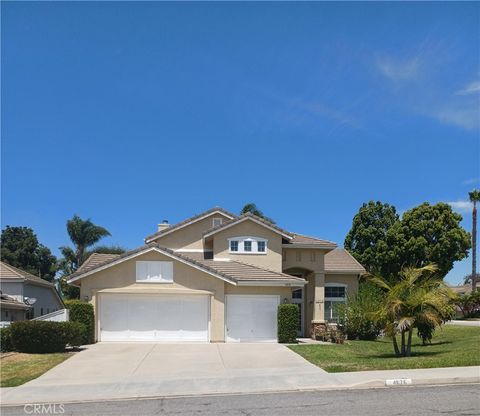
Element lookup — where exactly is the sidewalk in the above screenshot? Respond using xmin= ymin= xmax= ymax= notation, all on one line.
xmin=1 ymin=365 xmax=478 ymax=406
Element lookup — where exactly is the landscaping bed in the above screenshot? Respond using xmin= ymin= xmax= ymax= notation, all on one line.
xmin=1 ymin=352 xmax=74 ymax=387
xmin=289 ymin=325 xmax=480 ymax=372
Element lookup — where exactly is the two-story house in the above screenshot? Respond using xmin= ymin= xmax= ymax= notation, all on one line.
xmin=67 ymin=207 xmax=365 ymax=343
xmin=0 ymin=261 xmax=64 ymax=323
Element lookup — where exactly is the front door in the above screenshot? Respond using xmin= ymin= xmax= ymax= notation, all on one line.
xmin=291 ymin=288 xmax=304 ymax=337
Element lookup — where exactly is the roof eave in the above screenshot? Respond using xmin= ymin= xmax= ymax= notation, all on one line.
xmin=282 ymin=243 xmax=337 ymax=250
xmin=236 ymin=279 xmax=306 ymax=287
xmin=144 ymin=209 xmax=236 ymax=243
xmin=203 ymin=216 xmax=293 ymax=240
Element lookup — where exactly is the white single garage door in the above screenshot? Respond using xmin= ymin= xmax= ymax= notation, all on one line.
xmin=99 ymin=294 xmax=209 ymax=342
xmin=225 ymin=295 xmax=279 ymax=342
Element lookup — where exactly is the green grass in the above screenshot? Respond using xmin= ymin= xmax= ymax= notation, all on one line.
xmin=0 ymin=352 xmax=73 ymax=387
xmin=289 ymin=325 xmax=480 ymax=373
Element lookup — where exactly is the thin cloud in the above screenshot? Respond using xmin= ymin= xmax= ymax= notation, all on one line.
xmin=431 ymin=104 xmax=480 ymax=131
xmin=463 ymin=178 xmax=480 ymax=185
xmin=447 ymin=200 xmax=473 ymax=214
xmin=456 ymin=80 xmax=480 ymax=96
xmin=376 ymin=56 xmax=422 ymax=82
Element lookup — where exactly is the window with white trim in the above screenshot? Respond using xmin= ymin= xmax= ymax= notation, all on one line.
xmin=228 ymin=237 xmax=268 ymax=254
xmin=324 ymin=284 xmax=347 ymax=323
xmin=136 ymin=261 xmax=173 ymax=283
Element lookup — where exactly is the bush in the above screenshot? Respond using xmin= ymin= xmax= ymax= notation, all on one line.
xmin=0 ymin=327 xmax=13 ymax=352
xmin=10 ymin=321 xmax=85 ymax=353
xmin=65 ymin=300 xmax=95 ymax=344
xmin=337 ymin=283 xmax=384 ymax=340
xmin=278 ymin=304 xmax=299 ymax=343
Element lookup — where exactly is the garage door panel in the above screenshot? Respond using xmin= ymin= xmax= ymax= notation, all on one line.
xmin=100 ymin=294 xmax=209 ymax=342
xmin=226 ymin=295 xmax=279 ymax=343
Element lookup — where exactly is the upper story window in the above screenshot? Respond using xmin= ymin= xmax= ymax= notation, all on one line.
xmin=212 ymin=218 xmax=223 ymax=228
xmin=136 ymin=261 xmax=173 ymax=283
xmin=230 ymin=240 xmax=239 ymax=252
xmin=228 ymin=237 xmax=268 ymax=254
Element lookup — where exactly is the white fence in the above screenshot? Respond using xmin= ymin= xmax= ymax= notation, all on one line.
xmin=32 ymin=309 xmax=69 ymax=322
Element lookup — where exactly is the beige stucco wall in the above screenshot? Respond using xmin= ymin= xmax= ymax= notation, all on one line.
xmin=212 ymin=221 xmax=283 ymax=272
xmin=282 ymin=248 xmax=326 ymax=273
xmin=225 ymin=284 xmax=292 ymax=302
xmin=325 ymin=273 xmax=360 ymax=294
xmin=79 ymin=251 xmax=226 ymax=342
xmin=151 ymin=212 xmax=231 ymax=251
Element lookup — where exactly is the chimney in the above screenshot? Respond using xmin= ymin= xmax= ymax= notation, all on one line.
xmin=157 ymin=219 xmax=170 ymax=232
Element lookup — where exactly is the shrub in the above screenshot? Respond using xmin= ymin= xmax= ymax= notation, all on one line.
xmin=337 ymin=283 xmax=384 ymax=340
xmin=456 ymin=291 xmax=480 ymax=319
xmin=0 ymin=327 xmax=13 ymax=352
xmin=10 ymin=321 xmax=85 ymax=353
xmin=65 ymin=300 xmax=95 ymax=344
xmin=278 ymin=304 xmax=299 ymax=343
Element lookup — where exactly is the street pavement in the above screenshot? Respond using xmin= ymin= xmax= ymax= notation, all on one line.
xmin=2 ymin=384 xmax=479 ymax=415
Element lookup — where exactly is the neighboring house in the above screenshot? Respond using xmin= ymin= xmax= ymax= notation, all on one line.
xmin=0 ymin=261 xmax=64 ymax=323
xmin=449 ymin=284 xmax=472 ymax=296
xmin=67 ymin=207 xmax=365 ymax=343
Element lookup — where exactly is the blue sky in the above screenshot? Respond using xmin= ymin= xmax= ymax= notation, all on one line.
xmin=2 ymin=2 xmax=479 ymax=284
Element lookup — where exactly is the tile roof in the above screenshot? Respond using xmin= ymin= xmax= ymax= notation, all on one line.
xmin=67 ymin=244 xmax=306 ymax=286
xmin=0 ymin=261 xmax=55 ymax=286
xmin=145 ymin=207 xmax=237 ymax=243
xmin=324 ymin=249 xmax=366 ymax=273
xmin=0 ymin=293 xmax=30 ymax=309
xmin=76 ymin=253 xmax=122 ymax=274
xmin=203 ymin=212 xmax=293 ymax=239
xmin=181 ymin=252 xmax=306 ymax=284
xmin=287 ymin=233 xmax=337 ymax=248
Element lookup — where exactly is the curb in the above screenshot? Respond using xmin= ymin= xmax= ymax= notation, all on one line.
xmin=1 ymin=377 xmax=478 ymax=407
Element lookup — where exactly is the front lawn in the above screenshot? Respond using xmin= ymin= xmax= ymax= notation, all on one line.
xmin=289 ymin=325 xmax=480 ymax=372
xmin=0 ymin=352 xmax=74 ymax=387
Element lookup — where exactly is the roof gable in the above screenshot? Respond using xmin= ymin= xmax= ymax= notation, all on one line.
xmin=203 ymin=213 xmax=293 ymax=240
xmin=324 ymin=249 xmax=366 ymax=274
xmin=145 ymin=207 xmax=236 ymax=243
xmin=66 ymin=243 xmax=306 ymax=287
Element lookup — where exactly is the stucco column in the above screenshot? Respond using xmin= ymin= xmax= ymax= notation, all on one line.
xmin=312 ymin=272 xmax=325 ymax=322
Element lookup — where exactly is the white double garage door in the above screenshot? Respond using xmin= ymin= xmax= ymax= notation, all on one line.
xmin=99 ymin=293 xmax=279 ymax=343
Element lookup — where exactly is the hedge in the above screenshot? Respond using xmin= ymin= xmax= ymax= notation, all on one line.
xmin=277 ymin=304 xmax=299 ymax=343
xmin=0 ymin=327 xmax=13 ymax=352
xmin=10 ymin=321 xmax=85 ymax=353
xmin=65 ymin=300 xmax=95 ymax=344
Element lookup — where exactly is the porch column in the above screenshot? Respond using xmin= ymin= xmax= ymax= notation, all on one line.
xmin=313 ymin=272 xmax=325 ymax=322
xmin=311 ymin=272 xmax=326 ymax=338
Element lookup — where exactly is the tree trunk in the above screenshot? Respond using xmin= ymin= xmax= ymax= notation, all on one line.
xmin=473 ymin=201 xmax=477 ymax=293
xmin=392 ymin=334 xmax=400 ymax=357
xmin=406 ymin=328 xmax=413 ymax=357
xmin=401 ymin=330 xmax=406 ymax=357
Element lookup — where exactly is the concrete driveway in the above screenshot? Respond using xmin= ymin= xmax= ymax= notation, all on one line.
xmin=1 ymin=343 xmax=332 ymax=405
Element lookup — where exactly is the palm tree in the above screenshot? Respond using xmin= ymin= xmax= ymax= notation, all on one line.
xmin=368 ymin=264 xmax=456 ymax=357
xmin=63 ymin=215 xmax=111 ymax=267
xmin=469 ymin=189 xmax=480 ymax=292
xmin=240 ymin=203 xmax=275 ymax=223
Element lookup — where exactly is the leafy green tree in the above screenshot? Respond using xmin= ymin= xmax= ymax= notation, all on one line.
xmin=240 ymin=203 xmax=275 ymax=224
xmin=369 ymin=264 xmax=456 ymax=357
xmin=397 ymin=203 xmax=470 ymax=278
xmin=455 ymin=291 xmax=480 ymax=318
xmin=0 ymin=226 xmax=57 ymax=281
xmin=469 ymin=189 xmax=480 ymax=292
xmin=345 ymin=201 xmax=471 ymax=282
xmin=344 ymin=201 xmax=400 ymax=279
